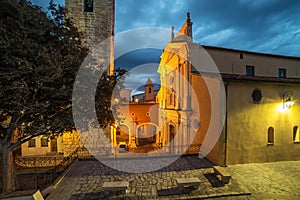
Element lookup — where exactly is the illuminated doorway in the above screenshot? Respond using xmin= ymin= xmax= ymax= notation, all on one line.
xmin=169 ymin=124 xmax=175 ymax=153
xmin=116 ymin=124 xmax=130 ymax=145
xmin=137 ymin=124 xmax=157 ymax=146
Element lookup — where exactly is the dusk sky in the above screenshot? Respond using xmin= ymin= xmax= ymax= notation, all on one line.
xmin=30 ymin=0 xmax=300 ymax=93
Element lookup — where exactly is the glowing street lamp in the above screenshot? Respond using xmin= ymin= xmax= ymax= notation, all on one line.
xmin=282 ymin=91 xmax=294 ymax=110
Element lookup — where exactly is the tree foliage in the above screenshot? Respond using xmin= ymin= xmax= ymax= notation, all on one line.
xmin=0 ymin=0 xmax=88 ymax=150
xmin=0 ymin=0 xmax=126 ymax=193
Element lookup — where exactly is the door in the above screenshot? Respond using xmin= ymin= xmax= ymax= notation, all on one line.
xmin=169 ymin=124 xmax=175 ymax=153
xmin=50 ymin=138 xmax=57 ymax=152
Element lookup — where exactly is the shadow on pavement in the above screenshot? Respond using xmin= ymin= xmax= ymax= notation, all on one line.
xmin=157 ymin=186 xmax=197 ymax=196
xmin=204 ymin=173 xmax=225 ymax=187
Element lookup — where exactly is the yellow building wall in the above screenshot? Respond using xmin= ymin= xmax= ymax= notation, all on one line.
xmin=227 ymin=82 xmax=300 ymax=164
xmin=21 ymin=135 xmax=64 ymax=156
xmin=116 ymin=103 xmax=159 ymax=145
xmin=191 ymin=74 xmax=224 ymax=164
xmin=191 ymin=74 xmax=211 ymax=144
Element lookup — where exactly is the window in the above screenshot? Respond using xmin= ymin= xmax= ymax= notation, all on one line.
xmin=169 ymin=125 xmax=175 ymax=136
xmin=192 ymin=119 xmax=200 ymax=130
xmin=252 ymin=89 xmax=262 ymax=103
xmin=148 ymin=88 xmax=152 ymax=94
xmin=246 ymin=65 xmax=255 ymax=76
xmin=293 ymin=126 xmax=300 ymax=143
xmin=170 ymin=75 xmax=174 ymax=85
xmin=41 ymin=138 xmax=48 ymax=147
xmin=28 ymin=139 xmax=36 ymax=147
xmin=169 ymin=93 xmax=174 ymax=105
xmin=240 ymin=53 xmax=243 ymax=59
xmin=278 ymin=68 xmax=286 ymax=78
xmin=84 ymin=0 xmax=93 ymax=12
xmin=267 ymin=127 xmax=274 ymax=145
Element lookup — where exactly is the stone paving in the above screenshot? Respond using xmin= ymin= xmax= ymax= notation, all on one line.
xmin=45 ymin=155 xmax=300 ymax=200
xmin=210 ymin=161 xmax=300 ymax=200
xmin=46 ymin=155 xmax=250 ymax=200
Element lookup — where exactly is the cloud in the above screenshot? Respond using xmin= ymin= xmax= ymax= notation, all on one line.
xmin=124 ymin=64 xmax=160 ymax=94
xmin=30 ymin=0 xmax=300 ymax=92
xmin=114 ymin=28 xmax=170 ymax=58
xmin=201 ymin=28 xmax=237 ymax=45
xmin=31 ymin=0 xmax=300 ymax=57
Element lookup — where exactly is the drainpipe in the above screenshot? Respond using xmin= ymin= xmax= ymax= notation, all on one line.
xmin=223 ymin=82 xmax=229 ymax=166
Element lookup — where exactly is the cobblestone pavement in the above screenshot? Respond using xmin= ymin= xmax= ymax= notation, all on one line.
xmin=45 ymin=155 xmax=300 ymax=200
xmin=46 ymin=155 xmax=251 ymax=200
xmin=210 ymin=161 xmax=300 ymax=200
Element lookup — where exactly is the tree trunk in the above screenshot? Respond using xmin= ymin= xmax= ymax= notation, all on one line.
xmin=1 ymin=147 xmax=19 ymax=194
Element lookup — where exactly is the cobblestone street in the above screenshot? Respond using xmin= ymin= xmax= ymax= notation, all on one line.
xmin=46 ymin=155 xmax=246 ymax=199
xmin=215 ymin=161 xmax=300 ymax=200
xmin=45 ymin=155 xmax=300 ymax=199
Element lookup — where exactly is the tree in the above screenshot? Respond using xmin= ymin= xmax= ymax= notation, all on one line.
xmin=0 ymin=0 xmax=90 ymax=193
xmin=0 ymin=0 xmax=127 ymax=193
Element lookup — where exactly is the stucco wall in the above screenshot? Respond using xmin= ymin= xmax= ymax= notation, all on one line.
xmin=21 ymin=135 xmax=64 ymax=156
xmin=191 ymin=74 xmax=224 ymax=164
xmin=205 ymin=46 xmax=300 ymax=78
xmin=227 ymin=82 xmax=300 ymax=164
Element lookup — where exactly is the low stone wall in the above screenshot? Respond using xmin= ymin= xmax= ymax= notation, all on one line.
xmin=63 ymin=131 xmax=84 ymax=156
xmin=15 ymin=156 xmax=64 ymax=168
xmin=186 ymin=144 xmax=201 ymax=154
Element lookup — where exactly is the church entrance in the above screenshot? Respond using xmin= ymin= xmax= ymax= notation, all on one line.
xmin=131 ymin=123 xmax=158 ymax=153
xmin=116 ymin=125 xmax=130 ymax=145
xmin=137 ymin=124 xmax=157 ymax=146
xmin=169 ymin=124 xmax=175 ymax=153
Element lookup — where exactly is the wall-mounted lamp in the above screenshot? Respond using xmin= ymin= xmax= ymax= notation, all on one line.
xmin=282 ymin=91 xmax=294 ymax=109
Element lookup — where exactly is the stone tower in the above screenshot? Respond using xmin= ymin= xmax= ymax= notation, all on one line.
xmin=145 ymin=78 xmax=155 ymax=102
xmin=65 ymin=0 xmax=114 ymax=75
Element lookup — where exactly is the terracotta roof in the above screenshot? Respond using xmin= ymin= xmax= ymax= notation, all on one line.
xmin=202 ymin=45 xmax=300 ymax=60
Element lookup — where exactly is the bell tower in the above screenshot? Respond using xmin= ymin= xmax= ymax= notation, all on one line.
xmin=65 ymin=0 xmax=115 ymax=75
xmin=145 ymin=78 xmax=155 ymax=102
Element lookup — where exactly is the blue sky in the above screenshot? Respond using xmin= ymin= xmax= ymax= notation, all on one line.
xmin=30 ymin=0 xmax=300 ymax=92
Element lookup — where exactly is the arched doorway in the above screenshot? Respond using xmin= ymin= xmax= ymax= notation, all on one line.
xmin=116 ymin=124 xmax=130 ymax=145
xmin=169 ymin=124 xmax=176 ymax=153
xmin=137 ymin=123 xmax=158 ymax=146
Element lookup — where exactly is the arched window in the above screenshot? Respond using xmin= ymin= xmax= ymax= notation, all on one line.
xmin=169 ymin=93 xmax=173 ymax=105
xmin=268 ymin=127 xmax=274 ymax=145
xmin=169 ymin=124 xmax=175 ymax=139
xmin=293 ymin=126 xmax=300 ymax=143
xmin=84 ymin=0 xmax=93 ymax=12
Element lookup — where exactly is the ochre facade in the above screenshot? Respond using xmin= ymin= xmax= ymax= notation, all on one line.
xmin=157 ymin=13 xmax=300 ymax=165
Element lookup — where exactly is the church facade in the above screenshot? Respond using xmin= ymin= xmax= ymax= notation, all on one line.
xmin=157 ymin=13 xmax=300 ymax=165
